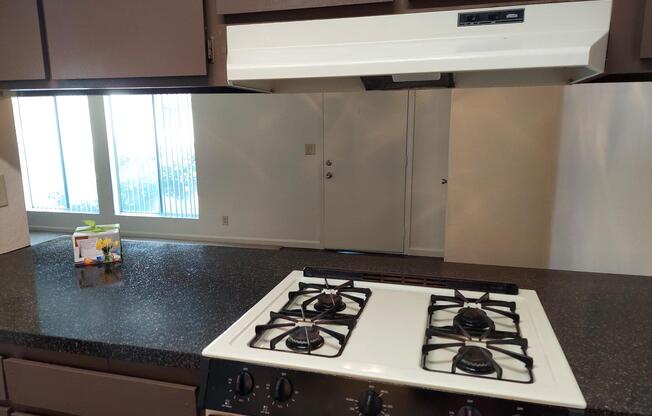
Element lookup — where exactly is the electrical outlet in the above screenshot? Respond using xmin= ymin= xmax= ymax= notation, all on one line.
xmin=0 ymin=175 xmax=8 ymax=208
xmin=305 ymin=144 xmax=316 ymax=155
xmin=222 ymin=215 xmax=229 ymax=226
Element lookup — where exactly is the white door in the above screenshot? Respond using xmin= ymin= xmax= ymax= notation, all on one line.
xmin=323 ymin=91 xmax=408 ymax=253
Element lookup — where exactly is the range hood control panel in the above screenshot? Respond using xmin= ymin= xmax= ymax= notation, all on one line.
xmin=458 ymin=9 xmax=525 ymax=26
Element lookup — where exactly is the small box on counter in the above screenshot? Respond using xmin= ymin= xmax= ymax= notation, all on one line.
xmin=72 ymin=220 xmax=122 ymax=266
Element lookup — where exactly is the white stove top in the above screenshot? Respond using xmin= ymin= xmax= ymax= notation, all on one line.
xmin=202 ymin=271 xmax=586 ymax=410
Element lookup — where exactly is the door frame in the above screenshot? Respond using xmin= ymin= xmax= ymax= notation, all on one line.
xmin=318 ymin=89 xmax=447 ymax=257
xmin=403 ymin=89 xmax=416 ymax=256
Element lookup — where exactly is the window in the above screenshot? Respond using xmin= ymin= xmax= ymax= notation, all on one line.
xmin=104 ymin=94 xmax=199 ymax=218
xmin=12 ymin=96 xmax=99 ymax=214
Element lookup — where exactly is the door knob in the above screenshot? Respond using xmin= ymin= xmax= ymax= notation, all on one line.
xmin=326 ymin=160 xmax=333 ymax=166
xmin=326 ymin=172 xmax=333 ymax=179
xmin=441 ymin=178 xmax=448 ymax=184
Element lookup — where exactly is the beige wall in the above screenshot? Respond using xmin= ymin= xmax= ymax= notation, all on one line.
xmin=549 ymin=83 xmax=652 ymax=276
xmin=445 ymin=86 xmax=563 ymax=269
xmin=0 ymin=96 xmax=30 ymax=254
xmin=446 ymin=83 xmax=652 ymax=277
xmin=192 ymin=93 xmax=324 ymax=247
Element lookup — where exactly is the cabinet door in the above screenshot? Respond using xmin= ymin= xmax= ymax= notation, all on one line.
xmin=217 ymin=0 xmax=392 ymax=14
xmin=0 ymin=407 xmax=9 ymax=416
xmin=642 ymin=0 xmax=652 ymax=59
xmin=42 ymin=0 xmax=206 ymax=79
xmin=3 ymin=358 xmax=196 ymax=416
xmin=0 ymin=0 xmax=46 ymax=81
xmin=604 ymin=0 xmax=652 ymax=74
xmin=0 ymin=356 xmax=5 ymax=401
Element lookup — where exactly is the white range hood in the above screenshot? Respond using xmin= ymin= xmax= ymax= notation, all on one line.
xmin=226 ymin=0 xmax=612 ymax=91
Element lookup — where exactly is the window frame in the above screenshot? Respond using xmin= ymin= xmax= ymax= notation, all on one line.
xmin=103 ymin=93 xmax=199 ymax=220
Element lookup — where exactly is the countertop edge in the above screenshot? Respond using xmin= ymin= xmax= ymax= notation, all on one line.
xmin=0 ymin=329 xmax=202 ymax=369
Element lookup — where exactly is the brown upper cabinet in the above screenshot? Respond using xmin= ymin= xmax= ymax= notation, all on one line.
xmin=217 ymin=0 xmax=393 ymax=15
xmin=0 ymin=0 xmax=46 ymax=81
xmin=42 ymin=0 xmax=207 ymax=80
xmin=601 ymin=0 xmax=652 ymax=77
xmin=641 ymin=0 xmax=652 ymax=59
xmin=0 ymin=355 xmax=6 ymax=401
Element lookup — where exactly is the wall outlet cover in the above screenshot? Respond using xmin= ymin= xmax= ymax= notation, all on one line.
xmin=222 ymin=215 xmax=229 ymax=226
xmin=0 ymin=175 xmax=8 ymax=208
xmin=305 ymin=144 xmax=316 ymax=155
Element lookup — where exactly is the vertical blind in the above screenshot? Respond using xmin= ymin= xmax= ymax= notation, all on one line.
xmin=104 ymin=94 xmax=199 ymax=219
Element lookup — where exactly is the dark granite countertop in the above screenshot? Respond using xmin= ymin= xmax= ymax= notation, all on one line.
xmin=0 ymin=238 xmax=650 ymax=416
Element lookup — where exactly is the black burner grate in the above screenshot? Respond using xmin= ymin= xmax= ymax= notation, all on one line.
xmin=422 ymin=289 xmax=534 ymax=384
xmin=248 ymin=278 xmax=371 ymax=357
xmin=284 ymin=279 xmax=372 ymax=319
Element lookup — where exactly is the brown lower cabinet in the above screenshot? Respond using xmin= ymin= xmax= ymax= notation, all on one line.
xmin=0 ymin=407 xmax=9 ymax=416
xmin=3 ymin=358 xmax=196 ymax=416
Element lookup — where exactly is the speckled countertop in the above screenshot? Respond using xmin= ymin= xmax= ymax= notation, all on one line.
xmin=0 ymin=238 xmax=649 ymax=416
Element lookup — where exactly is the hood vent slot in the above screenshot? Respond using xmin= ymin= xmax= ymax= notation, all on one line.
xmin=361 ymin=73 xmax=454 ymax=90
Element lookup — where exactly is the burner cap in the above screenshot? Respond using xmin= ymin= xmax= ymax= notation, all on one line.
xmin=314 ymin=292 xmax=346 ymax=312
xmin=286 ymin=326 xmax=325 ymax=351
xmin=454 ymin=346 xmax=495 ymax=375
xmin=454 ymin=307 xmax=492 ymax=330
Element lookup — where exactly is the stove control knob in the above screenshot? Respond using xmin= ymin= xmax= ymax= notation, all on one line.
xmin=234 ymin=371 xmax=254 ymax=396
xmin=359 ymin=390 xmax=383 ymax=416
xmin=457 ymin=406 xmax=482 ymax=416
xmin=272 ymin=377 xmax=293 ymax=402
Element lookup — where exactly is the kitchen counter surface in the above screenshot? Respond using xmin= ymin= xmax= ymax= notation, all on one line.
xmin=0 ymin=238 xmax=649 ymax=416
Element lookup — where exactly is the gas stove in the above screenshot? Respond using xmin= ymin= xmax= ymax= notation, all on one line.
xmin=200 ymin=268 xmax=585 ymax=416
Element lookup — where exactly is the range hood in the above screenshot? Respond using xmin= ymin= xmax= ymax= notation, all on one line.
xmin=226 ymin=0 xmax=612 ymax=92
